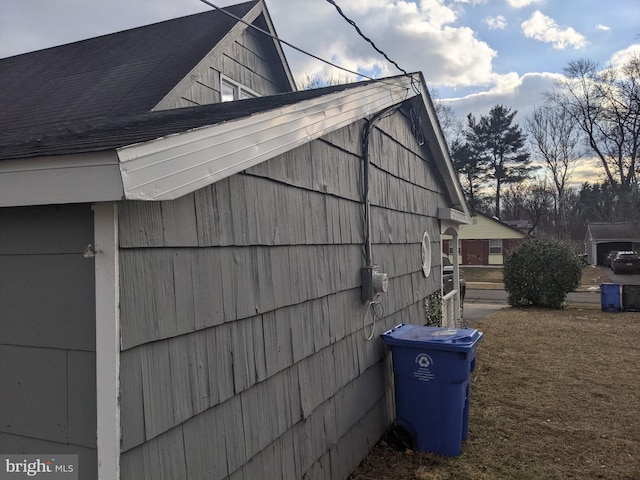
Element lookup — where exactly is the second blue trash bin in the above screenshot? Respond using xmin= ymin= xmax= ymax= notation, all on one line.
xmin=381 ymin=323 xmax=483 ymax=456
xmin=601 ymin=283 xmax=621 ymax=312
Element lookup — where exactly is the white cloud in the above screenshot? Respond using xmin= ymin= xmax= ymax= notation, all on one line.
xmin=485 ymin=15 xmax=507 ymax=30
xmin=521 ymin=11 xmax=587 ymax=50
xmin=609 ymin=44 xmax=640 ymax=68
xmin=444 ymin=71 xmax=564 ymax=120
xmin=506 ymin=0 xmax=543 ymax=7
xmin=596 ymin=24 xmax=610 ymax=31
xmin=275 ymin=0 xmax=498 ymax=88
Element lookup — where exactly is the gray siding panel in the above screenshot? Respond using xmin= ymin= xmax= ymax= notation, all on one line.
xmin=0 ymin=204 xmax=96 ymax=477
xmin=67 ymin=351 xmax=97 ymax=448
xmin=0 ymin=254 xmax=95 ymax=350
xmin=118 ymin=110 xmax=453 ymax=479
xmin=119 ymin=348 xmax=146 ymax=452
xmin=0 ymin=345 xmax=68 ymax=442
xmin=0 ymin=204 xmax=94 ymax=254
xmin=183 ymin=404 xmax=229 ymax=480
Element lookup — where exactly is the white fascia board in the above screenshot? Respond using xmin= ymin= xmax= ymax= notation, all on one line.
xmin=438 ymin=207 xmax=469 ymax=225
xmin=413 ymin=75 xmax=470 ymax=219
xmin=117 ymin=78 xmax=414 ymax=201
xmin=0 ymin=151 xmax=123 ymax=207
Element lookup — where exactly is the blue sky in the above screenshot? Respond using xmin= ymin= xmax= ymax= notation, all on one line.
xmin=2 ymin=0 xmax=638 ymax=117
xmin=1 ymin=0 xmax=639 ymax=182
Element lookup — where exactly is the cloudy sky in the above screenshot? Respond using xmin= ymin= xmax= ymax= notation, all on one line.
xmin=1 ymin=0 xmax=639 ymax=182
xmin=2 ymin=0 xmax=638 ymax=118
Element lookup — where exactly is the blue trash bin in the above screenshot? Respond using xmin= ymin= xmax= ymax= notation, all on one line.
xmin=601 ymin=283 xmax=621 ymax=312
xmin=381 ymin=323 xmax=483 ymax=456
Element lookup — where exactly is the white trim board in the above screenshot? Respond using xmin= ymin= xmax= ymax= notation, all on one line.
xmin=117 ymin=77 xmax=414 ymax=201
xmin=94 ymin=203 xmax=120 ymax=480
xmin=0 ymin=151 xmax=123 ymax=207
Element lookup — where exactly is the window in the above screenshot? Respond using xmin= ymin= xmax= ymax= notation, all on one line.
xmin=489 ymin=239 xmax=502 ymax=254
xmin=220 ymin=75 xmax=259 ymax=102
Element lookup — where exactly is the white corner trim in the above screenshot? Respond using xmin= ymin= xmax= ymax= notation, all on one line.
xmin=117 ymin=78 xmax=414 ymax=201
xmin=94 ymin=203 xmax=120 ymax=480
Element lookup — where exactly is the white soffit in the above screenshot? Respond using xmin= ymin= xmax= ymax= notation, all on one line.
xmin=117 ymin=77 xmax=415 ymax=201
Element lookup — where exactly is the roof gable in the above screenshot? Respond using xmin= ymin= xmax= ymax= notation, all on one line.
xmin=0 ymin=1 xmax=259 ymax=132
xmin=459 ymin=213 xmax=525 ymax=240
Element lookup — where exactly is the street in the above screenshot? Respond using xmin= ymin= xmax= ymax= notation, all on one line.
xmin=464 ymin=287 xmax=604 ymax=324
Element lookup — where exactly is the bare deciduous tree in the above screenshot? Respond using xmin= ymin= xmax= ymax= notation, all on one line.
xmin=526 ymin=104 xmax=583 ymax=237
xmin=548 ymin=55 xmax=640 ymax=221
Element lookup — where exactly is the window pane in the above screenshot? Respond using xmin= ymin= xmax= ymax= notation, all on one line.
xmin=239 ymin=89 xmax=257 ymax=100
xmin=489 ymin=239 xmax=502 ymax=254
xmin=221 ymin=81 xmax=235 ymax=102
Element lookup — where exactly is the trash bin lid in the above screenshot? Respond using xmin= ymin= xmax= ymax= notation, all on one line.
xmin=381 ymin=323 xmax=483 ymax=352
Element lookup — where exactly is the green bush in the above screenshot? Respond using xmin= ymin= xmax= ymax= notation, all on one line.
xmin=503 ymin=238 xmax=583 ymax=309
xmin=424 ymin=290 xmax=442 ymax=326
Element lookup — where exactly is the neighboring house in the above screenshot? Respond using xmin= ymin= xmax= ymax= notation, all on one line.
xmin=584 ymin=222 xmax=640 ymax=265
xmin=0 ymin=2 xmax=469 ymax=480
xmin=443 ymin=212 xmax=525 ymax=265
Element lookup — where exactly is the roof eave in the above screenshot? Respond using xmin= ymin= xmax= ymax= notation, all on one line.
xmin=117 ymin=77 xmax=414 ymax=201
xmin=0 ymin=151 xmax=124 ymax=207
xmin=413 ymin=72 xmax=470 ymax=221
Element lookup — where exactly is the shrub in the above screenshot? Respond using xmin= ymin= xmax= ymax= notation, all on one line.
xmin=503 ymin=238 xmax=583 ymax=309
xmin=424 ymin=290 xmax=442 ymax=326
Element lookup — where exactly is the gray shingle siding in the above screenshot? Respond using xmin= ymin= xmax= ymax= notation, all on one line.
xmin=118 ymin=109 xmax=449 ymax=479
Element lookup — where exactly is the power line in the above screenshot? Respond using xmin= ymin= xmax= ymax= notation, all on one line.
xmin=199 ymin=0 xmax=381 ymax=83
xmin=325 ymin=0 xmax=409 ymax=76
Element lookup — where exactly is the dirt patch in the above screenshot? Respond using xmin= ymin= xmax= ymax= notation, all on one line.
xmin=349 ymin=308 xmax=640 ymax=480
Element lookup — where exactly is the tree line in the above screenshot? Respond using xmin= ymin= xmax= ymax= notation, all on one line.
xmin=436 ymin=53 xmax=640 ymax=240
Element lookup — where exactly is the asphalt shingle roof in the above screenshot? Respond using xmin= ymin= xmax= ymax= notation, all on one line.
xmin=0 ymin=1 xmax=258 ymax=133
xmin=0 ymin=79 xmax=383 ymax=161
xmin=587 ymin=222 xmax=640 ymax=240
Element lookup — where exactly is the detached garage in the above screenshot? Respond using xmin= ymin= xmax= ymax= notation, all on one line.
xmin=585 ymin=222 xmax=640 ymax=265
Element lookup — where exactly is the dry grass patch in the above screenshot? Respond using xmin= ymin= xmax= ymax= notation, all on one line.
xmin=465 ymin=265 xmax=614 ymax=292
xmin=349 ymin=308 xmax=640 ymax=480
xmin=463 ymin=267 xmax=504 ymax=284
xmin=578 ymin=266 xmax=613 ymax=291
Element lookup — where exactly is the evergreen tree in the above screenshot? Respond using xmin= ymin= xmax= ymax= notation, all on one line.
xmin=450 ymin=138 xmax=489 ymax=212
xmin=465 ymin=105 xmax=534 ymax=218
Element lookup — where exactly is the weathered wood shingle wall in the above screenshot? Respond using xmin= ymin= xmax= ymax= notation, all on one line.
xmin=157 ymin=14 xmax=292 ymax=110
xmin=118 ymin=107 xmax=449 ymax=479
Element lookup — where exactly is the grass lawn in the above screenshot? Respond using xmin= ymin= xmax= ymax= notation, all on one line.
xmin=349 ymin=308 xmax=640 ymax=479
xmin=464 ymin=265 xmax=613 ymax=292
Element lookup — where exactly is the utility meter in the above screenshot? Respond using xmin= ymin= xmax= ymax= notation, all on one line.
xmin=361 ymin=265 xmax=389 ymax=302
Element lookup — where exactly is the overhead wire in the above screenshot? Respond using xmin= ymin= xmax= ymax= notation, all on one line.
xmin=200 ymin=0 xmax=376 ymax=82
xmin=324 ymin=0 xmax=409 ymax=77
xmin=198 ymin=0 xmax=419 ymax=92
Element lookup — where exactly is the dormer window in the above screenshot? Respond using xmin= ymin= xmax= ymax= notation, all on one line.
xmin=220 ymin=75 xmax=259 ymax=102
